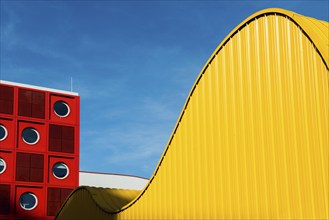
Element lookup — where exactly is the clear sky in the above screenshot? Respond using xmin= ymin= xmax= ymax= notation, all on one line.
xmin=1 ymin=0 xmax=328 ymax=178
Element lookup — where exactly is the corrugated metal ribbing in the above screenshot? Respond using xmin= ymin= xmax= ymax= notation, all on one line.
xmin=56 ymin=9 xmax=328 ymax=220
xmin=115 ymin=12 xmax=328 ymax=219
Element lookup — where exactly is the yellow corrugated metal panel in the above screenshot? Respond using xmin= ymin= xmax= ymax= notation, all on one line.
xmin=57 ymin=8 xmax=328 ymax=219
xmin=56 ymin=187 xmax=140 ymax=219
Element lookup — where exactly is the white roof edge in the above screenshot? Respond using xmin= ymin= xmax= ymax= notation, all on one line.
xmin=0 ymin=80 xmax=79 ymax=96
xmin=79 ymin=171 xmax=148 ymax=180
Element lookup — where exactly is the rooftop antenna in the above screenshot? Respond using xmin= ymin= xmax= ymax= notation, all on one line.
xmin=71 ymin=77 xmax=73 ymax=92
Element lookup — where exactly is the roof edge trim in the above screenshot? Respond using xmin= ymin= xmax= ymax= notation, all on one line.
xmin=0 ymin=80 xmax=79 ymax=96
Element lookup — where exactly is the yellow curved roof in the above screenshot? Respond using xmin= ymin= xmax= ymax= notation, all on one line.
xmin=204 ymin=8 xmax=328 ymax=70
xmin=57 ymin=8 xmax=328 ymax=219
xmin=57 ymin=187 xmax=140 ymax=214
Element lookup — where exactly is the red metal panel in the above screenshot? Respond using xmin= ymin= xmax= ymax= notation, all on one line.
xmin=50 ymin=95 xmax=77 ymax=124
xmin=0 ymin=118 xmax=15 ymax=150
xmin=17 ymin=121 xmax=46 ymax=153
xmin=48 ymin=156 xmax=77 ymax=186
xmin=0 ymin=85 xmax=14 ymax=115
xmin=15 ymin=186 xmax=45 ymax=218
xmin=0 ymin=151 xmax=14 ymax=182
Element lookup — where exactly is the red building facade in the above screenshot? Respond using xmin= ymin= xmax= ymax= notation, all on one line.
xmin=0 ymin=81 xmax=79 ymax=219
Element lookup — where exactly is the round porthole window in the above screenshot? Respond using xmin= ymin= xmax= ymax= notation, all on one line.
xmin=22 ymin=128 xmax=40 ymax=145
xmin=0 ymin=158 xmax=6 ymax=174
xmin=54 ymin=101 xmax=70 ymax=117
xmin=0 ymin=124 xmax=8 ymax=141
xmin=52 ymin=162 xmax=69 ymax=179
xmin=19 ymin=192 xmax=38 ymax=210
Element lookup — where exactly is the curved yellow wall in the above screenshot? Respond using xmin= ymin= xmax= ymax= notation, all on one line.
xmin=57 ymin=8 xmax=328 ymax=219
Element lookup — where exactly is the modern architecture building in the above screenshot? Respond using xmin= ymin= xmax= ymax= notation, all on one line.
xmin=56 ymin=8 xmax=329 ymax=219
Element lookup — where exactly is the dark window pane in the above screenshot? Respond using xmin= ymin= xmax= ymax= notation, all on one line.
xmin=47 ymin=201 xmax=61 ymax=216
xmin=48 ymin=188 xmax=61 ymax=202
xmin=16 ymin=153 xmax=44 ymax=182
xmin=62 ymin=140 xmax=74 ymax=153
xmin=47 ymin=188 xmax=73 ymax=216
xmin=60 ymin=188 xmax=72 ymax=203
xmin=52 ymin=163 xmax=69 ymax=179
xmin=0 ymin=158 xmax=6 ymax=174
xmin=54 ymin=101 xmax=70 ymax=117
xmin=49 ymin=124 xmax=62 ymax=139
xmin=19 ymin=192 xmax=37 ymax=210
xmin=16 ymin=153 xmax=30 ymax=168
xmin=30 ymin=154 xmax=44 ymax=182
xmin=18 ymin=103 xmax=32 ymax=117
xmin=30 ymin=168 xmax=44 ymax=182
xmin=0 ymin=184 xmax=10 ymax=214
xmin=0 ymin=124 xmax=7 ymax=141
xmin=31 ymin=92 xmax=45 ymax=118
xmin=32 ymin=104 xmax=45 ymax=119
xmin=18 ymin=89 xmax=32 ymax=117
xmin=30 ymin=154 xmax=44 ymax=168
xmin=49 ymin=125 xmax=74 ymax=153
xmin=0 ymin=85 xmax=14 ymax=115
xmin=16 ymin=167 xmax=30 ymax=181
xmin=62 ymin=126 xmax=74 ymax=153
xmin=62 ymin=126 xmax=74 ymax=140
xmin=49 ymin=139 xmax=62 ymax=152
xmin=0 ymin=185 xmax=10 ymax=200
xmin=18 ymin=89 xmax=45 ymax=118
xmin=49 ymin=125 xmax=62 ymax=152
xmin=22 ymin=128 xmax=39 ymax=144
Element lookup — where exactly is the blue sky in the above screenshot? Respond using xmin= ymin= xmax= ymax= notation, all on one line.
xmin=1 ymin=1 xmax=328 ymax=178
